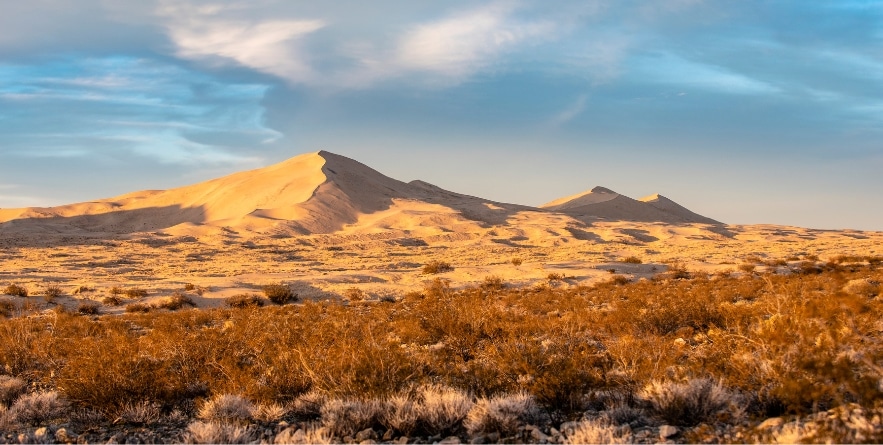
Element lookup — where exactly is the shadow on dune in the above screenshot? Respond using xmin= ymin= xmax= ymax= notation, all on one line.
xmin=0 ymin=204 xmax=208 ymax=246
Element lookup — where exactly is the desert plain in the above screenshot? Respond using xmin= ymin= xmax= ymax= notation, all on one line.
xmin=0 ymin=150 xmax=879 ymax=312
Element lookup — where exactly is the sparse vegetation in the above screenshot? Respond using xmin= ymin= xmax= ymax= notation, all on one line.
xmin=422 ymin=260 xmax=453 ymax=274
xmin=124 ymin=288 xmax=149 ymax=298
xmin=0 ymin=261 xmax=881 ymax=442
xmin=343 ymin=287 xmax=366 ymax=301
xmin=43 ymin=284 xmax=63 ymax=300
xmin=621 ymin=256 xmax=642 ymax=264
xmin=156 ymin=292 xmax=196 ymax=311
xmin=124 ymin=302 xmax=151 ymax=313
xmin=77 ymin=302 xmax=101 ymax=315
xmin=3 ymin=284 xmax=27 ymax=297
xmin=546 ymin=272 xmax=565 ymax=281
xmin=225 ymin=294 xmax=264 ymax=308
xmin=511 ymin=257 xmax=523 ymax=266
xmin=102 ymin=295 xmax=122 ymax=306
xmin=262 ymin=283 xmax=296 ymax=305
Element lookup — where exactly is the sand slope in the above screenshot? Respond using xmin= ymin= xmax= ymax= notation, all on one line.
xmin=541 ymin=186 xmax=718 ymax=224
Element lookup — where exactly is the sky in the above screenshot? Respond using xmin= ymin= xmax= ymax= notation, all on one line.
xmin=1 ymin=0 xmax=881 ymax=230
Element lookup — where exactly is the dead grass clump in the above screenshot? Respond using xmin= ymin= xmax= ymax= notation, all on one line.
xmin=199 ymin=394 xmax=255 ymax=423
xmin=263 ymin=283 xmax=296 ymax=305
xmin=225 ymin=294 xmax=264 ymax=309
xmin=124 ymin=288 xmax=148 ymax=298
xmin=422 ymin=260 xmax=454 ymax=274
xmin=184 ymin=283 xmax=197 ymax=291
xmin=184 ymin=421 xmax=256 ymax=444
xmin=565 ymin=419 xmax=633 ymax=444
xmin=621 ymin=256 xmax=643 ymax=264
xmin=547 ymin=272 xmax=565 ymax=281
xmin=102 ymin=295 xmax=122 ymax=306
xmin=8 ymin=391 xmax=69 ymax=425
xmin=77 ymin=302 xmax=101 ymax=315
xmin=416 ymin=385 xmax=473 ymax=435
xmin=481 ymin=276 xmax=505 ymax=291
xmin=157 ymin=292 xmax=196 ymax=311
xmin=343 ymin=287 xmax=365 ymax=301
xmin=109 ymin=286 xmax=124 ymax=296
xmin=465 ymin=392 xmax=544 ymax=437
xmin=0 ymin=300 xmax=14 ymax=318
xmin=320 ymin=398 xmax=384 ymax=438
xmin=273 ymin=424 xmax=333 ymax=444
xmin=124 ymin=302 xmax=151 ymax=313
xmin=43 ymin=284 xmax=63 ymax=301
xmin=608 ymin=275 xmax=630 ymax=286
xmin=115 ymin=400 xmax=162 ymax=425
xmin=288 ymin=390 xmax=327 ymax=420
xmin=842 ymin=278 xmax=879 ymax=297
xmin=510 ymin=258 xmax=523 ymax=266
xmin=640 ymin=378 xmax=743 ymax=426
xmin=738 ymin=263 xmax=756 ymax=273
xmin=4 ymin=284 xmax=27 ymax=297
xmin=0 ymin=375 xmax=27 ymax=406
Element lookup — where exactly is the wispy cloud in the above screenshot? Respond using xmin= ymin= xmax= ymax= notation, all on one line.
xmin=0 ymin=56 xmax=279 ymax=165
xmin=394 ymin=2 xmax=556 ymax=83
xmin=549 ymin=94 xmax=588 ymax=127
xmin=633 ymin=53 xmax=781 ymax=95
xmin=159 ymin=2 xmax=325 ymax=84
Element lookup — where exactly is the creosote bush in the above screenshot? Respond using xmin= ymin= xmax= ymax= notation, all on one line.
xmin=43 ymin=284 xmax=63 ymax=300
xmin=124 ymin=288 xmax=148 ymax=298
xmin=225 ymin=294 xmax=264 ymax=308
xmin=4 ymin=284 xmax=27 ymax=298
xmin=77 ymin=302 xmax=101 ymax=315
xmin=621 ymin=256 xmax=642 ymax=264
xmin=262 ymin=283 xmax=296 ymax=305
xmin=422 ymin=260 xmax=453 ymax=274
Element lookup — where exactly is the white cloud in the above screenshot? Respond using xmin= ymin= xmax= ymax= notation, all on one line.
xmin=634 ymin=53 xmax=781 ymax=95
xmin=159 ymin=3 xmax=325 ymax=84
xmin=395 ymin=3 xmax=556 ymax=81
xmin=549 ymin=94 xmax=588 ymax=127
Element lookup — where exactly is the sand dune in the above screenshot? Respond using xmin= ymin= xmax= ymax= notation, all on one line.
xmin=2 ymin=150 xmax=880 ymax=312
xmin=0 ymin=151 xmax=716 ymax=236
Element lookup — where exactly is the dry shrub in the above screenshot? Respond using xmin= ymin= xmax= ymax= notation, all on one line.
xmin=383 ymin=385 xmax=473 ymax=437
xmin=184 ymin=421 xmax=256 ymax=444
xmin=263 ymin=283 xmax=296 ymax=305
xmin=739 ymin=263 xmax=756 ymax=273
xmin=464 ymin=392 xmax=544 ymax=437
xmin=254 ymin=402 xmax=287 ymax=422
xmin=422 ymin=260 xmax=453 ymax=274
xmin=125 ymin=302 xmax=151 ymax=313
xmin=8 ymin=391 xmax=69 ymax=425
xmin=108 ymin=286 xmax=123 ymax=296
xmin=343 ymin=287 xmax=365 ymax=301
xmin=320 ymin=398 xmax=384 ymax=438
xmin=0 ymin=300 xmax=14 ymax=318
xmin=621 ymin=256 xmax=642 ymax=264
xmin=511 ymin=258 xmax=523 ymax=266
xmin=547 ymin=272 xmax=565 ymax=281
xmin=184 ymin=283 xmax=197 ymax=291
xmin=565 ymin=419 xmax=633 ymax=444
xmin=114 ymin=400 xmax=161 ymax=425
xmin=225 ymin=294 xmax=264 ymax=308
xmin=640 ymin=378 xmax=743 ymax=426
xmin=198 ymin=394 xmax=255 ymax=423
xmin=43 ymin=285 xmax=63 ymax=300
xmin=77 ymin=302 xmax=101 ymax=315
xmin=288 ymin=390 xmax=327 ymax=420
xmin=157 ymin=292 xmax=196 ymax=311
xmin=481 ymin=276 xmax=505 ymax=291
xmin=4 ymin=284 xmax=27 ymax=297
xmin=102 ymin=295 xmax=121 ymax=306
xmin=0 ymin=375 xmax=27 ymax=406
xmin=124 ymin=288 xmax=148 ymax=298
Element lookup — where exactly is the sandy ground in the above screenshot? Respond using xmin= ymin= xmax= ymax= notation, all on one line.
xmin=1 ymin=151 xmax=880 ymax=313
xmin=1 ymin=218 xmax=880 ymax=314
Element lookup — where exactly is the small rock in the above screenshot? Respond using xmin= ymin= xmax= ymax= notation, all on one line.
xmin=486 ymin=432 xmax=500 ymax=442
xmin=356 ymin=428 xmax=378 ymax=441
xmin=549 ymin=428 xmax=561 ymax=436
xmin=439 ymin=436 xmax=461 ymax=444
xmin=34 ymin=427 xmax=49 ymax=438
xmin=56 ymin=428 xmax=77 ymax=443
xmin=529 ymin=427 xmax=550 ymax=443
xmin=757 ymin=417 xmax=784 ymax=429
xmin=659 ymin=425 xmax=679 ymax=439
xmin=673 ymin=337 xmax=687 ymax=347
xmin=469 ymin=436 xmax=486 ymax=444
xmin=559 ymin=421 xmax=579 ymax=435
xmin=393 ymin=437 xmax=409 ymax=444
xmin=382 ymin=429 xmax=395 ymax=441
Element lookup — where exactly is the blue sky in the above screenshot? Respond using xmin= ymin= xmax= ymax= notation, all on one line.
xmin=1 ymin=1 xmax=881 ymax=230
